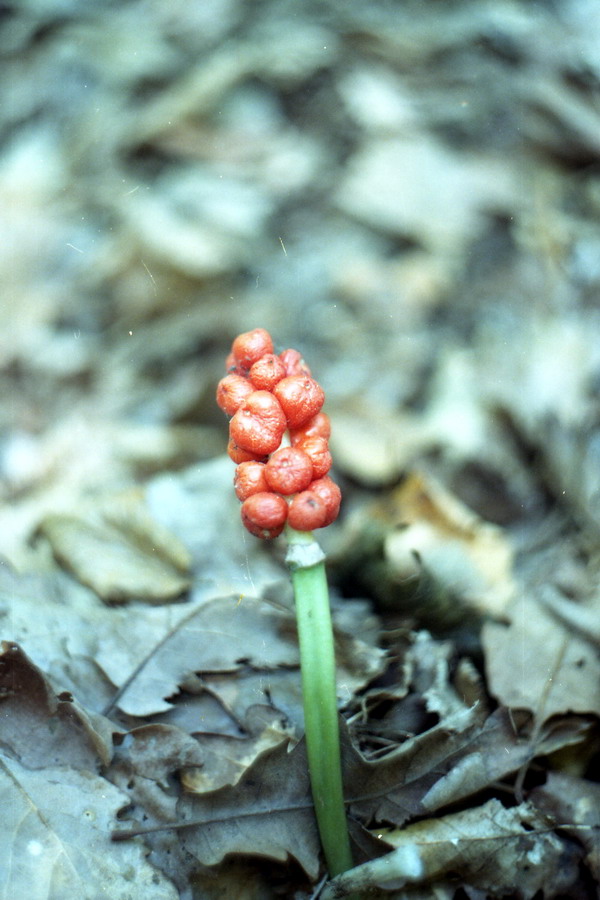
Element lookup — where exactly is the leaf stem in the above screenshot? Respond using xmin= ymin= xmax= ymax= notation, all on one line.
xmin=285 ymin=526 xmax=353 ymax=879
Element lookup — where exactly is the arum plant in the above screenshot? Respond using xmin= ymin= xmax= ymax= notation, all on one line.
xmin=217 ymin=329 xmax=353 ymax=879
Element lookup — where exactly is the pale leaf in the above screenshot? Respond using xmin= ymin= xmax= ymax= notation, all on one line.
xmin=324 ymin=799 xmax=580 ymax=898
xmin=0 ymin=754 xmax=178 ymax=900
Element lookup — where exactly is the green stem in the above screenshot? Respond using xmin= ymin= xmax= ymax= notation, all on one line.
xmin=285 ymin=526 xmax=353 ymax=879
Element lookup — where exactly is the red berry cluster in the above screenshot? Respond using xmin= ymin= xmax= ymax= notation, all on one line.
xmin=217 ymin=328 xmax=342 ymax=539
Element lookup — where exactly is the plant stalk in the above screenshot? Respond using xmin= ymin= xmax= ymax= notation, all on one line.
xmin=285 ymin=526 xmax=353 ymax=879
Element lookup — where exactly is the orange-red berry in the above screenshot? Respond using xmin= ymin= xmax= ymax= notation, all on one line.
xmin=229 ymin=391 xmax=286 ymax=455
xmin=248 ymin=353 xmax=286 ymax=391
xmin=241 ymin=492 xmax=288 ymax=539
xmin=265 ymin=447 xmax=313 ymax=495
xmin=273 ymin=375 xmax=325 ymax=429
xmin=308 ymin=476 xmax=341 ymax=526
xmin=279 ymin=348 xmax=312 ymax=377
xmin=227 ymin=438 xmax=267 ymax=465
xmin=216 ymin=373 xmax=254 ymax=416
xmin=231 ymin=328 xmax=274 ymax=372
xmin=220 ymin=331 xmax=341 ymax=539
xmin=288 ymin=491 xmax=327 ymax=531
xmin=290 ymin=412 xmax=331 ymax=445
xmin=294 ymin=436 xmax=332 ymax=479
xmin=234 ymin=460 xmax=269 ymax=501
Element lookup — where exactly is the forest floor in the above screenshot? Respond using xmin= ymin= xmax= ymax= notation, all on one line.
xmin=2 ymin=1 xmax=600 ymax=897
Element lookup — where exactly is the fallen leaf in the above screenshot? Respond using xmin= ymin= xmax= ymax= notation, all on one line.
xmin=99 ymin=594 xmax=385 ymax=719
xmin=421 ymin=709 xmax=594 ymax=812
xmin=482 ymin=595 xmax=600 ymax=719
xmin=335 ymin=471 xmax=515 ymax=630
xmin=530 ymin=772 xmax=600 ymax=881
xmin=98 ymin=595 xmax=299 ymax=717
xmin=324 ymin=799 xmax=581 ymax=898
xmin=0 ymin=753 xmax=178 ymax=900
xmin=38 ymin=513 xmax=190 ymax=604
xmin=0 ymin=564 xmax=205 ymax=714
xmin=345 ymin=705 xmax=482 ymax=826
xmin=0 ymin=641 xmax=112 ymax=770
xmin=345 ymin=704 xmax=594 ymax=827
xmin=176 ymin=737 xmax=320 ymax=878
xmin=385 ymin=471 xmax=515 ymax=618
xmin=180 ymin=707 xmax=295 ymax=793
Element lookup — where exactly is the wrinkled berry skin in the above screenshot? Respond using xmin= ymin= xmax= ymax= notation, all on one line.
xmin=290 ymin=412 xmax=331 ymax=445
xmin=234 ymin=460 xmax=269 ymax=501
xmin=308 ymin=476 xmax=341 ymax=526
xmin=295 ymin=436 xmax=332 ymax=479
xmin=288 ymin=491 xmax=327 ymax=531
xmin=241 ymin=492 xmax=288 ymax=539
xmin=229 ymin=391 xmax=286 ymax=455
xmin=279 ymin=348 xmax=312 ymax=377
xmin=232 ymin=328 xmax=274 ymax=372
xmin=227 ymin=438 xmax=267 ymax=465
xmin=265 ymin=447 xmax=313 ymax=495
xmin=216 ymin=374 xmax=254 ymax=416
xmin=249 ymin=353 xmax=286 ymax=391
xmin=273 ymin=375 xmax=325 ymax=429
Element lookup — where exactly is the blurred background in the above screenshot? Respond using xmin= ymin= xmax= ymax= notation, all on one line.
xmin=2 ymin=0 xmax=600 ymax=601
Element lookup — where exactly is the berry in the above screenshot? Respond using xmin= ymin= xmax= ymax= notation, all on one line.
xmin=273 ymin=375 xmax=325 ymax=429
xmin=227 ymin=438 xmax=267 ymax=465
xmin=279 ymin=348 xmax=312 ymax=377
xmin=229 ymin=391 xmax=286 ymax=455
xmin=231 ymin=328 xmax=274 ymax=372
xmin=249 ymin=353 xmax=286 ymax=391
xmin=290 ymin=412 xmax=331 ymax=445
xmin=216 ymin=373 xmax=254 ymax=416
xmin=288 ymin=491 xmax=327 ymax=531
xmin=308 ymin=476 xmax=341 ymax=526
xmin=234 ymin=460 xmax=269 ymax=501
xmin=241 ymin=492 xmax=288 ymax=539
xmin=295 ymin=436 xmax=332 ymax=479
xmin=265 ymin=447 xmax=313 ymax=495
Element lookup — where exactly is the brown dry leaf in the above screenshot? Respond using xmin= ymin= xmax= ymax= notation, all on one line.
xmin=0 ymin=642 xmax=113 ymax=770
xmin=540 ymin=587 xmax=600 ymax=644
xmin=345 ymin=705 xmax=482 ymax=825
xmin=0 ymin=565 xmax=209 ymax=715
xmin=421 ymin=710 xmax=594 ymax=813
xmin=188 ymin=858 xmax=289 ymax=900
xmin=96 ymin=489 xmax=192 ymax=574
xmin=100 ymin=594 xmax=385 ymax=720
xmin=113 ymin=724 xmax=205 ymax=785
xmin=329 ymin=408 xmax=429 ymax=486
xmin=175 ymin=737 xmax=320 ymax=878
xmin=346 ymin=705 xmax=593 ymax=826
xmin=336 ymin=470 xmax=516 ymax=630
xmin=385 ymin=471 xmax=515 ymax=618
xmin=0 ymin=753 xmax=178 ymax=900
xmin=180 ymin=707 xmax=295 ymax=793
xmin=531 ymin=772 xmax=600 ymax=881
xmin=482 ymin=595 xmax=600 ymax=719
xmin=324 ymin=798 xmax=580 ymax=898
xmin=159 ymin=669 xmax=304 ymax=740
xmin=109 ymin=724 xmax=205 ymax=830
xmin=38 ymin=507 xmax=191 ymax=605
xmin=107 ymin=723 xmax=211 ymax=896
xmin=113 ymin=707 xmax=594 ymax=889
xmin=98 ymin=595 xmax=298 ymax=717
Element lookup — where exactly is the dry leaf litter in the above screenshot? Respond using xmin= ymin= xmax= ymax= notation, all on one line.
xmin=2 ymin=1 xmax=600 ymax=898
